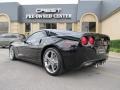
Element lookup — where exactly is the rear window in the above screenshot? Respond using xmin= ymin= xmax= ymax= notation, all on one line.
xmin=54 ymin=31 xmax=83 ymax=38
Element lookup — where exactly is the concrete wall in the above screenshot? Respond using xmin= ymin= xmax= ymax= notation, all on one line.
xmin=82 ymin=14 xmax=96 ymax=22
xmin=57 ymin=23 xmax=66 ymax=30
xmin=10 ymin=22 xmax=25 ymax=34
xmin=0 ymin=15 xmax=9 ymax=22
xmin=101 ymin=11 xmax=120 ymax=40
xmin=10 ymin=22 xmax=19 ymax=33
xmin=72 ymin=23 xmax=77 ymax=32
xmin=31 ymin=23 xmax=39 ymax=33
xmin=19 ymin=23 xmax=25 ymax=34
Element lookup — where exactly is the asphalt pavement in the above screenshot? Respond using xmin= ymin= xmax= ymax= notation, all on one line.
xmin=0 ymin=48 xmax=120 ymax=90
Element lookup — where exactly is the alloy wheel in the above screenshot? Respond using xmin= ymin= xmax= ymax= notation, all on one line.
xmin=43 ymin=49 xmax=59 ymax=74
xmin=9 ymin=47 xmax=14 ymax=60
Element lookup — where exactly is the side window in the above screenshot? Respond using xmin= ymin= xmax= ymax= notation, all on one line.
xmin=66 ymin=23 xmax=72 ymax=31
xmin=26 ymin=31 xmax=46 ymax=45
xmin=2 ymin=35 xmax=17 ymax=38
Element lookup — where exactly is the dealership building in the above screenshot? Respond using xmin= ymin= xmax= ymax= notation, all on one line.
xmin=0 ymin=0 xmax=120 ymax=40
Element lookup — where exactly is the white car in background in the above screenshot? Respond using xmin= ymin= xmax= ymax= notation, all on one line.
xmin=0 ymin=33 xmax=25 ymax=48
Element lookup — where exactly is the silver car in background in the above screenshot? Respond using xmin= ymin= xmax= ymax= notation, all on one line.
xmin=0 ymin=33 xmax=25 ymax=48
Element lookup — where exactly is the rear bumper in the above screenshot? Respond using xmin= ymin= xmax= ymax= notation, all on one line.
xmin=61 ymin=47 xmax=108 ymax=69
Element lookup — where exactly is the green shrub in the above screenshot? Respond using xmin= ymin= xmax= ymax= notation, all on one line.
xmin=110 ymin=40 xmax=120 ymax=53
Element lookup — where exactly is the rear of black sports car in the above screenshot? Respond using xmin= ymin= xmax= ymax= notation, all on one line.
xmin=55 ymin=32 xmax=110 ymax=69
xmin=9 ymin=29 xmax=110 ymax=75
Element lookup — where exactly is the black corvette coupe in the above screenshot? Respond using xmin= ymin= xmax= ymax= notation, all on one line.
xmin=9 ymin=29 xmax=110 ymax=76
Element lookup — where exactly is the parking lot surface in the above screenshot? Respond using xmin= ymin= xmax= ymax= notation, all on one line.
xmin=0 ymin=48 xmax=120 ymax=90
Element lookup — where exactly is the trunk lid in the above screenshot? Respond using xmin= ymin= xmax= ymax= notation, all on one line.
xmin=81 ymin=33 xmax=110 ymax=54
xmin=82 ymin=33 xmax=110 ymax=46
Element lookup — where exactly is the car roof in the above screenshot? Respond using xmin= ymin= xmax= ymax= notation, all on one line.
xmin=0 ymin=33 xmax=19 ymax=36
xmin=0 ymin=33 xmax=21 ymax=37
xmin=43 ymin=29 xmax=76 ymax=33
xmin=43 ymin=29 xmax=84 ymax=36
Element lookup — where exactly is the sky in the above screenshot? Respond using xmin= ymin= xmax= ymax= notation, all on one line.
xmin=0 ymin=0 xmax=101 ymax=5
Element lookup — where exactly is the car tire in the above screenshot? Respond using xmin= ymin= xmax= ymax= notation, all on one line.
xmin=43 ymin=48 xmax=64 ymax=76
xmin=9 ymin=46 xmax=16 ymax=60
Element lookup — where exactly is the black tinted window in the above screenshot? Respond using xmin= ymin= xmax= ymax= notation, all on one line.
xmin=26 ymin=31 xmax=46 ymax=45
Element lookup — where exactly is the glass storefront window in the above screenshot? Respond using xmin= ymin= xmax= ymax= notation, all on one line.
xmin=25 ymin=23 xmax=31 ymax=36
xmin=66 ymin=23 xmax=72 ymax=31
xmin=40 ymin=23 xmax=46 ymax=29
xmin=51 ymin=23 xmax=56 ymax=29
xmin=0 ymin=22 xmax=8 ymax=34
xmin=82 ymin=22 xmax=96 ymax=32
xmin=89 ymin=22 xmax=96 ymax=32
xmin=25 ymin=23 xmax=31 ymax=32
xmin=40 ymin=23 xmax=56 ymax=29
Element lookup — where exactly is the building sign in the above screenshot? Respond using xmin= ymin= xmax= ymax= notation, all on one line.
xmin=26 ymin=8 xmax=72 ymax=19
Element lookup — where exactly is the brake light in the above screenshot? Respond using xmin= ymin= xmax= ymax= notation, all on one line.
xmin=81 ymin=36 xmax=88 ymax=45
xmin=89 ymin=37 xmax=94 ymax=45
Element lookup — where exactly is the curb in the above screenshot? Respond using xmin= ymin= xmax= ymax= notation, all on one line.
xmin=109 ymin=52 xmax=120 ymax=59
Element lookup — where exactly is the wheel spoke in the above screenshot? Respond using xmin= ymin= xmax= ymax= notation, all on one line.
xmin=51 ymin=64 xmax=56 ymax=72
xmin=44 ymin=55 xmax=50 ymax=61
xmin=53 ymin=60 xmax=58 ymax=64
xmin=45 ymin=61 xmax=51 ymax=68
xmin=51 ymin=51 xmax=54 ymax=59
xmin=51 ymin=51 xmax=56 ymax=60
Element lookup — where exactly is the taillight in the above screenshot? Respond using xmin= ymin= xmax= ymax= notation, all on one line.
xmin=81 ymin=36 xmax=88 ymax=45
xmin=89 ymin=37 xmax=95 ymax=45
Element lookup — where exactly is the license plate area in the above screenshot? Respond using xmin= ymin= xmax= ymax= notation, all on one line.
xmin=96 ymin=46 xmax=106 ymax=54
